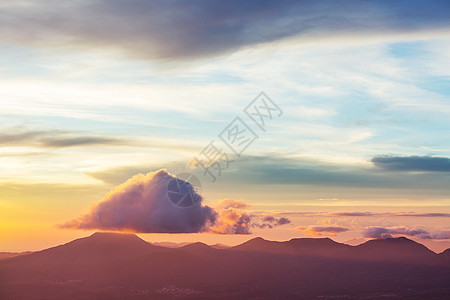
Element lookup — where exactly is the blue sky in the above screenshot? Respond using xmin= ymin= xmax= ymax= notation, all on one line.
xmin=2 ymin=33 xmax=449 ymax=189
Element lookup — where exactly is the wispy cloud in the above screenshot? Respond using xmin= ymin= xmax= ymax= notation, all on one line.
xmin=295 ymin=225 xmax=349 ymax=236
xmin=363 ymin=226 xmax=450 ymax=239
xmin=84 ymin=162 xmax=189 ymax=185
xmin=40 ymin=136 xmax=122 ymax=148
xmin=215 ymin=199 xmax=250 ymax=210
xmin=0 ymin=130 xmax=127 ymax=148
xmin=278 ymin=211 xmax=450 ymax=218
xmin=0 ymin=129 xmax=202 ymax=153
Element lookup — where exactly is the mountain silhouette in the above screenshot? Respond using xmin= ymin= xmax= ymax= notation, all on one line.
xmin=179 ymin=242 xmax=215 ymax=253
xmin=440 ymin=248 xmax=450 ymax=264
xmin=354 ymin=236 xmax=437 ymax=263
xmin=9 ymin=232 xmax=162 ymax=266
xmin=1 ymin=233 xmax=449 ymax=299
xmin=233 ymin=237 xmax=354 ymax=257
xmin=232 ymin=236 xmax=441 ymax=263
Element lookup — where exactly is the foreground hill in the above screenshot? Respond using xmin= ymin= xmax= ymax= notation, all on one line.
xmin=0 ymin=232 xmax=449 ymax=299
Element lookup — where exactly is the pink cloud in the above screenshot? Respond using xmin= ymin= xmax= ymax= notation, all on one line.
xmin=295 ymin=226 xmax=349 ymax=236
xmin=59 ymin=170 xmax=216 ymax=233
xmin=363 ymin=226 xmax=450 ymax=239
xmin=215 ymin=199 xmax=250 ymax=210
xmin=60 ymin=170 xmax=289 ymax=235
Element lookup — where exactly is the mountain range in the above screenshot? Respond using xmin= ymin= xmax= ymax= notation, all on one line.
xmin=1 ymin=232 xmax=449 ymax=299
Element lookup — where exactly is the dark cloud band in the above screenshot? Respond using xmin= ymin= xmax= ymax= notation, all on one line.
xmin=372 ymin=155 xmax=450 ymax=172
xmin=1 ymin=0 xmax=449 ymax=60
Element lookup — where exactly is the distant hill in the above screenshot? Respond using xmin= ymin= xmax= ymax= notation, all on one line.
xmin=150 ymin=241 xmax=191 ymax=248
xmin=411 ymin=238 xmax=450 ymax=253
xmin=150 ymin=241 xmax=229 ymax=249
xmin=0 ymin=232 xmax=449 ymax=299
xmin=344 ymin=238 xmax=367 ymax=245
xmin=232 ymin=236 xmax=440 ymax=263
xmin=354 ymin=236 xmax=437 ymax=263
xmin=0 ymin=251 xmax=32 ymax=261
xmin=231 ymin=236 xmax=354 ymax=258
xmin=209 ymin=243 xmax=229 ymax=249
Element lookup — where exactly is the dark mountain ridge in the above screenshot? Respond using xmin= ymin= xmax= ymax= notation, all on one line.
xmin=231 ymin=236 xmax=440 ymax=264
xmin=1 ymin=232 xmax=449 ymax=299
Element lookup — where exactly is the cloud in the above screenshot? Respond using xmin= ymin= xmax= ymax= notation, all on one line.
xmin=261 ymin=215 xmax=291 ymax=226
xmin=215 ymin=199 xmax=250 ymax=210
xmin=209 ymin=208 xmax=252 ymax=234
xmin=85 ymin=154 xmax=450 ymax=191
xmin=60 ymin=170 xmax=217 ymax=233
xmin=363 ymin=226 xmax=450 ymax=239
xmin=371 ymin=155 xmax=450 ymax=172
xmin=219 ymin=155 xmax=450 ymax=191
xmin=0 ymin=131 xmax=44 ymax=145
xmin=0 ymin=129 xmax=200 ymax=155
xmin=295 ymin=226 xmax=349 ymax=236
xmin=429 ymin=231 xmax=450 ymax=239
xmin=40 ymin=136 xmax=122 ymax=148
xmin=363 ymin=226 xmax=429 ymax=239
xmin=252 ymin=215 xmax=291 ymax=229
xmin=274 ymin=216 xmax=291 ymax=225
xmin=208 ymin=200 xmax=291 ymax=233
xmin=392 ymin=213 xmax=450 ymax=217
xmin=208 ymin=199 xmax=253 ymax=234
xmin=0 ymin=130 xmax=128 ymax=148
xmin=60 ymin=170 xmax=288 ymax=234
xmin=326 ymin=212 xmax=373 ymax=217
xmin=84 ymin=163 xmax=189 ymax=185
xmin=278 ymin=211 xmax=450 ymax=218
xmin=1 ymin=1 xmax=449 ymax=60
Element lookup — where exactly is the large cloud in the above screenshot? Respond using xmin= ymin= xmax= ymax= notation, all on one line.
xmin=60 ymin=170 xmax=216 ymax=233
xmin=1 ymin=1 xmax=449 ymax=60
xmin=60 ymin=170 xmax=290 ymax=234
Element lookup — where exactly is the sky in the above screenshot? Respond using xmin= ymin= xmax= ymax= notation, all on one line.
xmin=1 ymin=0 xmax=449 ymax=252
